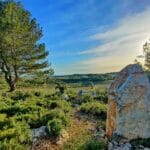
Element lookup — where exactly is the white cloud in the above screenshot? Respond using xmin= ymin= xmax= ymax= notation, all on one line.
xmin=77 ymin=8 xmax=150 ymax=73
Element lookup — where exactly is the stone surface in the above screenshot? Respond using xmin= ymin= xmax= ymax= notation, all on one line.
xmin=106 ymin=64 xmax=150 ymax=139
xmin=31 ymin=126 xmax=47 ymax=143
xmin=108 ymin=142 xmax=132 ymax=150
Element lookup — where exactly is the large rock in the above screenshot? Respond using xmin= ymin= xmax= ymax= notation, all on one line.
xmin=106 ymin=64 xmax=150 ymax=139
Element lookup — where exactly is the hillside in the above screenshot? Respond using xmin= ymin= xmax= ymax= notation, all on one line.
xmin=54 ymin=73 xmax=117 ymax=86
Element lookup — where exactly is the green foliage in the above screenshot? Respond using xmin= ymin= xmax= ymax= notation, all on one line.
xmin=0 ymin=90 xmax=71 ymax=148
xmin=41 ymin=108 xmax=71 ymax=129
xmin=0 ymin=113 xmax=13 ymax=129
xmin=55 ymin=82 xmax=66 ymax=94
xmin=63 ymin=133 xmax=106 ymax=150
xmin=0 ymin=121 xmax=31 ymax=150
xmin=83 ymin=139 xmax=106 ymax=150
xmin=47 ymin=118 xmax=63 ymax=137
xmin=11 ymin=91 xmax=31 ymax=101
xmin=81 ymin=94 xmax=93 ymax=103
xmin=94 ymin=91 xmax=108 ymax=104
xmin=34 ymin=91 xmax=41 ymax=97
xmin=63 ymin=128 xmax=91 ymax=150
xmin=67 ymin=92 xmax=93 ymax=105
xmin=0 ymin=0 xmax=53 ymax=91
xmin=143 ymin=41 xmax=150 ymax=70
xmin=55 ymin=73 xmax=116 ymax=86
xmin=80 ymin=102 xmax=107 ymax=119
xmin=130 ymin=138 xmax=150 ymax=148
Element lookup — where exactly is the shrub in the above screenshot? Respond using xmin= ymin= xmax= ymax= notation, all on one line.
xmin=44 ymin=100 xmax=71 ymax=113
xmin=94 ymin=91 xmax=108 ymax=104
xmin=34 ymin=91 xmax=41 ymax=97
xmin=49 ymin=102 xmax=59 ymax=109
xmin=0 ymin=105 xmax=39 ymax=117
xmin=0 ymin=128 xmax=15 ymax=140
xmin=83 ymin=139 xmax=106 ymax=150
xmin=16 ymin=113 xmax=42 ymax=128
xmin=0 ymin=90 xmax=71 ymax=148
xmin=11 ymin=91 xmax=31 ymax=101
xmin=47 ymin=118 xmax=63 ymax=137
xmin=0 ymin=114 xmax=7 ymax=122
xmin=0 ymin=106 xmax=29 ymax=116
xmin=63 ymin=128 xmax=91 ymax=150
xmin=81 ymin=94 xmax=93 ymax=103
xmin=0 ymin=113 xmax=13 ymax=129
xmin=67 ymin=93 xmax=93 ymax=105
xmin=130 ymin=138 xmax=150 ymax=148
xmin=0 ymin=121 xmax=31 ymax=150
xmin=80 ymin=102 xmax=107 ymax=119
xmin=0 ymin=139 xmax=29 ymax=150
xmin=42 ymin=109 xmax=71 ymax=127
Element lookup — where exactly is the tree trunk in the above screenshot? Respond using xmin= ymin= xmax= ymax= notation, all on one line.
xmin=9 ymin=82 xmax=15 ymax=92
xmin=8 ymin=77 xmax=19 ymax=92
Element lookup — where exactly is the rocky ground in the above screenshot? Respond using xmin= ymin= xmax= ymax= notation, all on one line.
xmin=30 ymin=109 xmax=100 ymax=150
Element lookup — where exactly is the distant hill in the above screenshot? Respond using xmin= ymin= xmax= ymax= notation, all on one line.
xmin=54 ymin=72 xmax=117 ymax=86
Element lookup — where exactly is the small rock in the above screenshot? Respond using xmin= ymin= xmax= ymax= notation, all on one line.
xmin=108 ymin=142 xmax=113 ymax=150
xmin=108 ymin=141 xmax=132 ymax=150
xmin=113 ymin=141 xmax=119 ymax=146
xmin=144 ymin=148 xmax=150 ymax=150
xmin=88 ymin=128 xmax=95 ymax=132
xmin=138 ymin=145 xmax=145 ymax=149
xmin=123 ymin=143 xmax=132 ymax=150
xmin=31 ymin=126 xmax=47 ymax=143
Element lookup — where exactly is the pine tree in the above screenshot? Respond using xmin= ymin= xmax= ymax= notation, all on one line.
xmin=143 ymin=41 xmax=150 ymax=70
xmin=0 ymin=0 xmax=53 ymax=91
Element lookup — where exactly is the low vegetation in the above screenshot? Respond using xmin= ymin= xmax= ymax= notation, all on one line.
xmin=0 ymin=90 xmax=71 ymax=149
xmin=80 ymin=102 xmax=107 ymax=119
xmin=130 ymin=138 xmax=150 ymax=148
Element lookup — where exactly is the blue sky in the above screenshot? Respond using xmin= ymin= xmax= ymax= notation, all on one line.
xmin=21 ymin=0 xmax=150 ymax=75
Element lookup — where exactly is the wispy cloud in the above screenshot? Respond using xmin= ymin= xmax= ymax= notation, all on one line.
xmin=77 ymin=8 xmax=150 ymax=73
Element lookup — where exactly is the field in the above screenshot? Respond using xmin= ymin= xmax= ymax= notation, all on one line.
xmin=0 ymin=74 xmax=113 ymax=150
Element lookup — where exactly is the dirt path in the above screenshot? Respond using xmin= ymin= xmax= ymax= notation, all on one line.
xmin=31 ymin=109 xmax=97 ymax=150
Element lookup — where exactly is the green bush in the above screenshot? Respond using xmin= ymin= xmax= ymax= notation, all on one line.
xmin=47 ymin=118 xmax=63 ymax=137
xmin=0 ymin=113 xmax=14 ymax=130
xmin=0 ymin=113 xmax=7 ymax=122
xmin=83 ymin=139 xmax=106 ymax=150
xmin=0 ymin=139 xmax=29 ymax=150
xmin=94 ymin=91 xmax=108 ymax=104
xmin=67 ymin=93 xmax=93 ymax=105
xmin=34 ymin=91 xmax=41 ymax=97
xmin=0 ymin=128 xmax=15 ymax=140
xmin=80 ymin=102 xmax=107 ymax=119
xmin=0 ymin=105 xmax=40 ymax=117
xmin=0 ymin=121 xmax=31 ymax=150
xmin=42 ymin=109 xmax=71 ymax=127
xmin=0 ymin=90 xmax=71 ymax=148
xmin=0 ymin=121 xmax=31 ymax=139
xmin=11 ymin=91 xmax=31 ymax=101
xmin=16 ymin=113 xmax=42 ymax=128
xmin=130 ymin=138 xmax=150 ymax=148
xmin=81 ymin=94 xmax=93 ymax=103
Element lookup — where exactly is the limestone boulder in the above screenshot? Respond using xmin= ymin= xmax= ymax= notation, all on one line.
xmin=106 ymin=64 xmax=150 ymax=139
